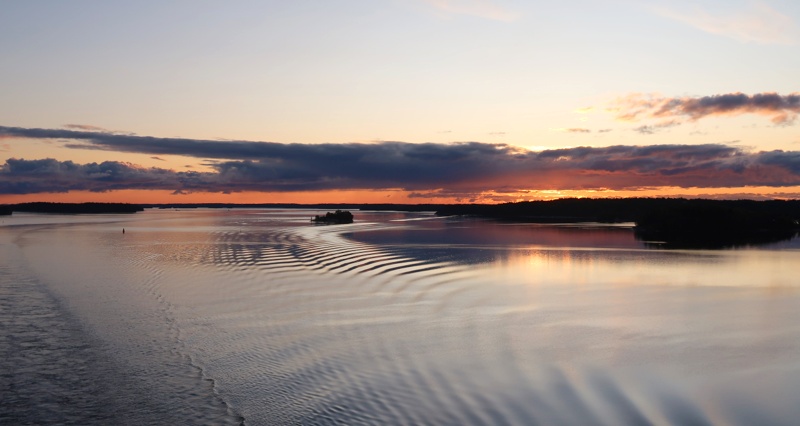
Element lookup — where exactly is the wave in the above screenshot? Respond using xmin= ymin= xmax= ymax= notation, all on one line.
xmin=9 ymin=211 xmax=800 ymax=425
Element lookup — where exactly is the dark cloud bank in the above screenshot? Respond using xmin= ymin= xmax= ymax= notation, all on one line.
xmin=617 ymin=92 xmax=800 ymax=124
xmin=1 ymin=125 xmax=799 ymax=196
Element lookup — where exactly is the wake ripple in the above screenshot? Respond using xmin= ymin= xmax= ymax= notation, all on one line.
xmin=104 ymin=214 xmax=800 ymax=425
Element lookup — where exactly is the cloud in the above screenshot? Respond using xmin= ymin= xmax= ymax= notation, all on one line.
xmin=151 ymin=156 xmax=166 ymax=161
xmin=63 ymin=124 xmax=109 ymax=132
xmin=634 ymin=120 xmax=681 ymax=134
xmin=2 ymin=125 xmax=800 ymax=195
xmin=0 ymin=158 xmax=207 ymax=194
xmin=555 ymin=128 xmax=592 ymax=133
xmin=656 ymin=2 xmax=798 ymax=45
xmin=418 ymin=0 xmax=518 ymax=21
xmin=613 ymin=92 xmax=800 ymax=124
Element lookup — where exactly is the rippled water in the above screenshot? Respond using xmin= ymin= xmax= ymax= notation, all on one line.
xmin=2 ymin=209 xmax=800 ymax=425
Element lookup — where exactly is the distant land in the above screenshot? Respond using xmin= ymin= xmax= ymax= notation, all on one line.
xmin=435 ymin=198 xmax=800 ymax=248
xmin=1 ymin=202 xmax=144 ymax=214
xmin=139 ymin=203 xmax=446 ymax=211
xmin=2 ymin=199 xmax=799 ymax=248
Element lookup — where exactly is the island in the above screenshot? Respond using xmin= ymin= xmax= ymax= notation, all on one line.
xmin=312 ymin=210 xmax=354 ymax=224
xmin=0 ymin=205 xmax=11 ymax=216
xmin=436 ymin=198 xmax=800 ymax=248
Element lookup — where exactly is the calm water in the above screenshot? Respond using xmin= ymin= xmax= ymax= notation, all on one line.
xmin=2 ymin=209 xmax=800 ymax=425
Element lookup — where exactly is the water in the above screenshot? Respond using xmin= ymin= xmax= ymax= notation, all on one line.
xmin=2 ymin=209 xmax=800 ymax=425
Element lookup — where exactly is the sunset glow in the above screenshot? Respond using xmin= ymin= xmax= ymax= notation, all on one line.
xmin=2 ymin=1 xmax=800 ymax=204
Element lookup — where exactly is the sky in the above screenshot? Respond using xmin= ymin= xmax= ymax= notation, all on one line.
xmin=1 ymin=0 xmax=800 ymax=204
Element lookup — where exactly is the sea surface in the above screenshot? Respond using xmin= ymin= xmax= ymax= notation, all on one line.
xmin=2 ymin=208 xmax=800 ymax=425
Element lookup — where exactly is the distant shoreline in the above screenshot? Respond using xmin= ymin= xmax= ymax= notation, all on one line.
xmin=0 ymin=202 xmax=143 ymax=215
xmin=434 ymin=198 xmax=800 ymax=248
xmin=3 ymin=198 xmax=799 ymax=248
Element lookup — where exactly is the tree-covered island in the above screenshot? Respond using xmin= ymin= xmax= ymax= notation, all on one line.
xmin=312 ymin=210 xmax=354 ymax=224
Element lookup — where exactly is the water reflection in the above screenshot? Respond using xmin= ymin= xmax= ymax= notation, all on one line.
xmin=5 ymin=209 xmax=800 ymax=425
xmin=635 ymin=228 xmax=800 ymax=250
xmin=351 ymin=216 xmax=642 ymax=248
xmin=346 ymin=215 xmax=800 ymax=289
xmin=352 ymin=214 xmax=800 ymax=251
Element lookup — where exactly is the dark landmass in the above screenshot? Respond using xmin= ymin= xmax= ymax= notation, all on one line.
xmin=3 ymin=199 xmax=798 ymax=248
xmin=6 ymin=202 xmax=144 ymax=214
xmin=312 ymin=210 xmax=354 ymax=224
xmin=633 ymin=201 xmax=799 ymax=248
xmin=435 ymin=198 xmax=800 ymax=249
xmin=141 ymin=203 xmax=448 ymax=212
